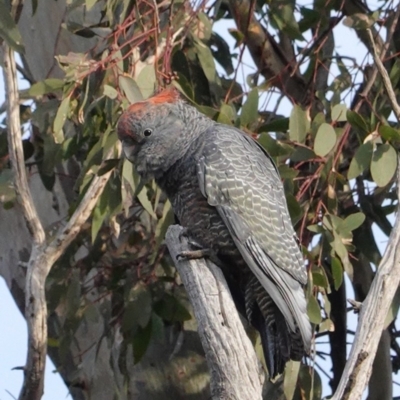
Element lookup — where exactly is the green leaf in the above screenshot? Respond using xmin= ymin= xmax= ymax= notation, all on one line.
xmin=311 ymin=112 xmax=326 ymax=137
xmin=240 ymin=88 xmax=258 ymax=127
xmin=53 ymin=96 xmax=70 ymax=144
xmin=379 ymin=125 xmax=400 ymax=142
xmin=331 ymin=104 xmax=347 ymax=122
xmin=331 ymin=257 xmax=343 ymax=291
xmin=259 ymin=117 xmax=289 ymax=133
xmin=132 ymin=319 xmax=152 ymax=364
xmin=307 ymin=295 xmax=321 ymax=324
xmin=218 ymin=103 xmax=236 ymax=125
xmin=284 ymin=360 xmax=300 ymax=400
xmin=228 ymin=28 xmax=245 ymax=47
xmin=289 ymin=105 xmax=310 ymax=143
xmin=194 ymin=39 xmax=216 ymax=82
xmin=313 ymin=272 xmax=328 ymax=288
xmin=154 ymin=294 xmax=192 ymax=322
xmin=151 ymin=200 xmax=174 ymax=263
xmin=347 ymin=142 xmax=373 ymax=180
xmin=122 ymin=158 xmax=137 ymax=193
xmin=371 ymin=144 xmax=397 ymax=187
xmin=136 ymin=66 xmax=156 ymax=99
xmin=103 ymin=84 xmax=118 ymax=99
xmin=119 ymin=76 xmax=143 ymax=103
xmin=290 ymin=147 xmax=315 ymax=162
xmin=137 ymin=186 xmax=157 ymax=219
xmin=286 ymin=193 xmax=302 ymax=225
xmin=307 ymin=224 xmax=324 ymax=233
xmin=123 ymin=284 xmax=152 ymax=332
xmin=346 ymin=110 xmax=368 ymax=135
xmin=0 ymin=0 xmax=24 ymax=52
xmin=258 ymin=133 xmax=292 ymax=157
xmin=341 ymin=212 xmax=365 ymax=232
xmin=298 ymin=364 xmax=322 ymax=400
xmin=91 ymin=198 xmax=107 ymax=242
xmin=28 ymin=79 xmax=64 ymax=97
xmin=314 ymin=123 xmax=337 ymax=157
xmin=209 ymin=32 xmax=234 ymax=75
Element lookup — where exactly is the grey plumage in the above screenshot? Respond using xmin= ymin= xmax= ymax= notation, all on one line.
xmin=117 ymin=88 xmax=312 ymax=378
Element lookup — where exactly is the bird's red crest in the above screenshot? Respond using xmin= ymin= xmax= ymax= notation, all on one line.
xmin=124 ymin=87 xmax=180 ymax=114
xmin=148 ymin=87 xmax=181 ymax=104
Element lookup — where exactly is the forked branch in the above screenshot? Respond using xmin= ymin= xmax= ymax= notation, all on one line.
xmin=2 ymin=42 xmax=113 ymax=400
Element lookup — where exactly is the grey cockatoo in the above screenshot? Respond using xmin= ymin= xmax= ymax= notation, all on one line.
xmin=117 ymin=87 xmax=312 ymax=378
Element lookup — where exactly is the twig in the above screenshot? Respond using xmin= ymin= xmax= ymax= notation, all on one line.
xmin=366 ymin=28 xmax=400 ymax=122
xmin=165 ymin=225 xmax=264 ymax=400
xmin=2 ymin=43 xmax=114 ymax=400
xmin=331 ymin=157 xmax=400 ymax=400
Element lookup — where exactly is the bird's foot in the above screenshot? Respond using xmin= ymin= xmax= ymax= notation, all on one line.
xmin=178 ymin=228 xmax=204 ymax=249
xmin=176 ymin=248 xmax=212 ymax=261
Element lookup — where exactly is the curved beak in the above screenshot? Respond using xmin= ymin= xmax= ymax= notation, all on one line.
xmin=122 ymin=140 xmax=139 ymax=162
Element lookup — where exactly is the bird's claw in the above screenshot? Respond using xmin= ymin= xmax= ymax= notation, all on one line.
xmin=176 ymin=249 xmax=211 ymax=261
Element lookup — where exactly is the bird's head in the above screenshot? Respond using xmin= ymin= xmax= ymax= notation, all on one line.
xmin=117 ymin=87 xmax=211 ymax=180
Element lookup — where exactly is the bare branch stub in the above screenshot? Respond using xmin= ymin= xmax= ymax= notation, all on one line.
xmin=165 ymin=224 xmax=264 ymax=400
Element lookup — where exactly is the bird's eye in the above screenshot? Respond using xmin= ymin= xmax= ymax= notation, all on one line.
xmin=143 ymin=128 xmax=152 ymax=137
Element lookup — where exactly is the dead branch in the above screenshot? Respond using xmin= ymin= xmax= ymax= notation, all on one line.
xmin=2 ymin=42 xmax=113 ymax=400
xmin=165 ymin=225 xmax=264 ymax=400
xmin=331 ymin=160 xmax=400 ymax=400
xmin=366 ymin=28 xmax=400 ymax=122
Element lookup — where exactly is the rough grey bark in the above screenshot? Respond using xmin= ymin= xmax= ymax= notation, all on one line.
xmin=331 ymin=161 xmax=400 ymax=400
xmin=165 ymin=224 xmax=264 ymax=400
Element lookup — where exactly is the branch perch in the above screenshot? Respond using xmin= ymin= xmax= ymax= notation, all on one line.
xmin=2 ymin=43 xmax=113 ymax=400
xmin=331 ymin=161 xmax=400 ymax=400
xmin=165 ymin=225 xmax=264 ymax=400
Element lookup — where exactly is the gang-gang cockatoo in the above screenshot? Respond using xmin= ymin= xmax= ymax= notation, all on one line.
xmin=117 ymin=87 xmax=312 ymax=378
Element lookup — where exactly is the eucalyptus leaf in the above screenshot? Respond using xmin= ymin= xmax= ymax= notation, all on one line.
xmin=371 ymin=144 xmax=397 ymax=187
xmin=307 ymin=295 xmax=322 ymax=324
xmin=119 ymin=76 xmax=143 ymax=103
xmin=331 ymin=257 xmax=343 ymax=291
xmin=194 ymin=39 xmax=217 ymax=82
xmin=331 ymin=104 xmax=347 ymax=121
xmin=284 ymin=360 xmax=300 ymax=400
xmin=379 ymin=125 xmax=400 ymax=142
xmin=136 ymin=66 xmax=156 ymax=99
xmin=241 ymin=89 xmax=258 ymax=127
xmin=53 ymin=96 xmax=71 ymax=143
xmin=348 ymin=142 xmax=373 ymax=180
xmin=346 ymin=110 xmax=368 ymax=135
xmin=314 ymin=123 xmax=337 ymax=156
xmin=289 ymin=105 xmax=310 ymax=143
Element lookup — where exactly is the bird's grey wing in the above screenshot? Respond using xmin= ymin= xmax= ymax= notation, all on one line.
xmin=196 ymin=124 xmax=311 ymax=350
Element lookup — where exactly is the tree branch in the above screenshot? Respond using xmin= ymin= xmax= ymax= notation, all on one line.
xmin=331 ymin=161 xmax=400 ymax=400
xmin=165 ymin=225 xmax=264 ymax=400
xmin=3 ymin=44 xmax=45 ymax=245
xmin=227 ymin=0 xmax=309 ymax=106
xmin=2 ymin=42 xmax=114 ymax=400
xmin=366 ymin=28 xmax=400 ymax=122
